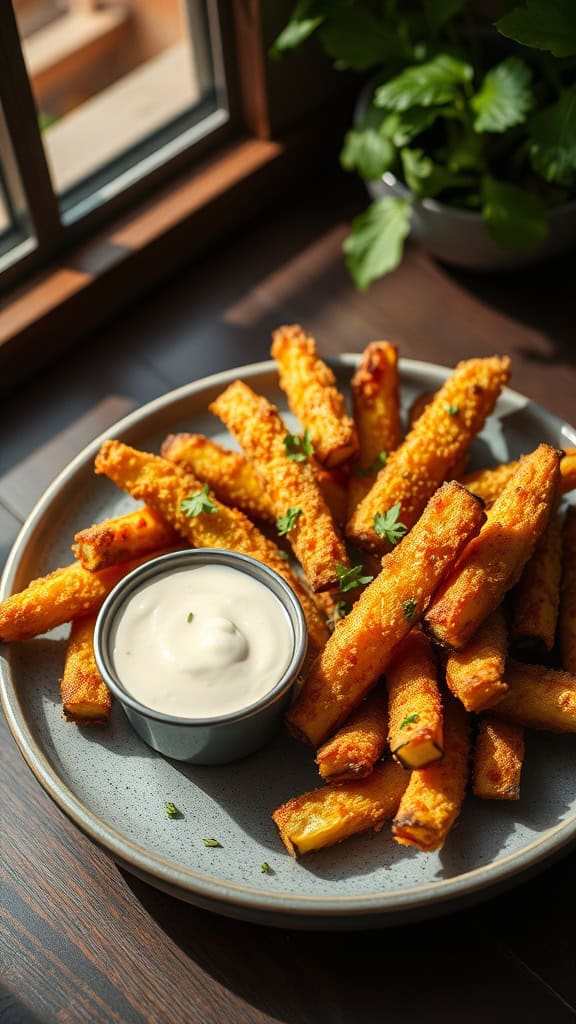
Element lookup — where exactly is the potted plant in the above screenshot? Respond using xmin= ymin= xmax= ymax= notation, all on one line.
xmin=272 ymin=1 xmax=576 ymax=287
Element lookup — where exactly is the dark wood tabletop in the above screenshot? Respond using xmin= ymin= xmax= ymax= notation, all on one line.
xmin=2 ymin=174 xmax=576 ymax=1024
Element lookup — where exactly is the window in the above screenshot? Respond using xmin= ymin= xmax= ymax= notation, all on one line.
xmin=0 ymin=102 xmax=35 ymax=272
xmin=0 ymin=0 xmax=230 ymax=286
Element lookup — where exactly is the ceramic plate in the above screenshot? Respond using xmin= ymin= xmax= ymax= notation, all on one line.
xmin=2 ymin=357 xmax=576 ymax=929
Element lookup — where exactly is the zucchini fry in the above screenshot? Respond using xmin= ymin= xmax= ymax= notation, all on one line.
xmin=473 ymin=716 xmax=524 ymax=801
xmin=407 ymin=391 xmax=434 ymax=429
xmin=94 ymin=440 xmax=329 ymax=651
xmin=72 ymin=506 xmax=177 ymax=571
xmin=286 ymin=480 xmax=485 ymax=747
xmin=315 ymin=686 xmax=388 ymax=784
xmin=0 ymin=549 xmax=174 ymax=642
xmin=560 ymin=506 xmax=576 ymax=674
xmin=161 ymin=433 xmax=276 ymax=523
xmin=444 ymin=608 xmax=508 ymax=712
xmin=348 ymin=342 xmax=402 ymax=515
xmin=347 ymin=355 xmax=510 ymax=554
xmin=271 ymin=324 xmax=359 ymax=467
xmin=494 ymin=660 xmax=576 ymax=732
xmin=209 ymin=380 xmax=349 ymax=592
xmin=392 ymin=696 xmax=470 ymax=853
xmin=60 ymin=614 xmax=111 ymax=724
xmin=459 ymin=447 xmax=576 ymax=509
xmin=386 ymin=630 xmax=443 ymax=769
xmin=272 ymin=759 xmax=408 ymax=857
xmin=425 ymin=444 xmax=562 ymax=650
xmin=511 ymin=511 xmax=562 ymax=653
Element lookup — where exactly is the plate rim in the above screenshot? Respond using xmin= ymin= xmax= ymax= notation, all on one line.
xmin=2 ymin=354 xmax=576 ymax=924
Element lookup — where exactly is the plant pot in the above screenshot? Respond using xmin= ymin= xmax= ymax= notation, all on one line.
xmin=366 ymin=171 xmax=576 ymax=271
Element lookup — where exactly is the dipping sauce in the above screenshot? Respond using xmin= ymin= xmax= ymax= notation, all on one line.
xmin=111 ymin=564 xmax=294 ymax=718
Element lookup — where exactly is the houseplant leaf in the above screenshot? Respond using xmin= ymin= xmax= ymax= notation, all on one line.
xmin=423 ymin=0 xmax=466 ymax=34
xmin=374 ymin=55 xmax=473 ymax=111
xmin=482 ymin=176 xmax=549 ymax=250
xmin=343 ymin=197 xmax=412 ymax=289
xmin=269 ymin=0 xmax=326 ymax=57
xmin=496 ymin=0 xmax=576 ymax=58
xmin=401 ymin=148 xmax=476 ymax=198
xmin=340 ymin=128 xmax=396 ymax=181
xmin=319 ymin=6 xmax=404 ymax=70
xmin=529 ymin=85 xmax=576 ymax=185
xmin=471 ymin=57 xmax=534 ymax=133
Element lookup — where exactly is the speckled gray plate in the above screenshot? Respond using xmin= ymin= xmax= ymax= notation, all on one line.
xmin=2 ymin=357 xmax=576 ymax=929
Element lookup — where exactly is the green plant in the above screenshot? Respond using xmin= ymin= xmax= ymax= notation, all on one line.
xmin=272 ymin=0 xmax=576 ymax=287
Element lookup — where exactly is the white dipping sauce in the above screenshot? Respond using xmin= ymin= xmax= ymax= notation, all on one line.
xmin=112 ymin=564 xmax=293 ymax=718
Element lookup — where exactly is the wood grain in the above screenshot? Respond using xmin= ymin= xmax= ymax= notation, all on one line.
xmin=1 ymin=171 xmax=576 ymax=1023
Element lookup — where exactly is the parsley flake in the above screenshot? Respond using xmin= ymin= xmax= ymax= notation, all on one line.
xmin=261 ymin=862 xmax=273 ymax=874
xmin=357 ymin=451 xmax=388 ymax=477
xmin=373 ymin=502 xmax=408 ymax=545
xmin=276 ymin=507 xmax=302 ymax=536
xmin=400 ymin=712 xmax=420 ymax=730
xmin=277 ymin=549 xmax=290 ymax=560
xmin=327 ymin=600 xmax=349 ymax=631
xmin=445 ymin=403 xmax=459 ymax=416
xmin=202 ymin=838 xmax=222 ymax=848
xmin=187 ymin=612 xmax=194 ymax=623
xmin=284 ymin=428 xmax=314 ymax=462
xmin=165 ymin=802 xmax=183 ymax=819
xmin=402 ymin=598 xmax=418 ymax=623
xmin=336 ymin=563 xmax=374 ymax=593
xmin=181 ymin=484 xmax=218 ymax=518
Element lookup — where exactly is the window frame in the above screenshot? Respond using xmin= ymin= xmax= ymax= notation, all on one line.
xmin=0 ymin=0 xmax=340 ymax=392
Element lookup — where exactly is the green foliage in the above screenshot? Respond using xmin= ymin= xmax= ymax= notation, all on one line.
xmin=496 ymin=0 xmax=576 ymax=58
xmin=481 ymin=176 xmax=549 ymax=250
xmin=375 ymin=55 xmax=473 ymax=111
xmin=272 ymin=0 xmax=576 ymax=285
xmin=471 ymin=57 xmax=534 ymax=133
xmin=343 ymin=197 xmax=412 ymax=289
xmin=528 ymin=85 xmax=576 ymax=186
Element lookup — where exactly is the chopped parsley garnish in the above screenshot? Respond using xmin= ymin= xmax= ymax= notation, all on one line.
xmin=284 ymin=428 xmax=314 ymax=462
xmin=187 ymin=612 xmax=194 ymax=623
xmin=181 ymin=484 xmax=218 ymax=518
xmin=373 ymin=502 xmax=407 ymax=545
xmin=327 ymin=600 xmax=349 ymax=631
xmin=165 ymin=802 xmax=183 ymax=819
xmin=202 ymin=838 xmax=222 ymax=848
xmin=400 ymin=712 xmax=420 ymax=730
xmin=261 ymin=862 xmax=273 ymax=874
xmin=445 ymin=403 xmax=459 ymax=417
xmin=336 ymin=563 xmax=374 ymax=593
xmin=402 ymin=598 xmax=418 ymax=623
xmin=277 ymin=549 xmax=290 ymax=560
xmin=357 ymin=451 xmax=388 ymax=477
xmin=276 ymin=507 xmax=302 ymax=536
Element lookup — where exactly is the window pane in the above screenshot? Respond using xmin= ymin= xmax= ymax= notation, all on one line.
xmin=0 ymin=102 xmax=35 ymax=270
xmin=14 ymin=0 xmax=227 ymax=220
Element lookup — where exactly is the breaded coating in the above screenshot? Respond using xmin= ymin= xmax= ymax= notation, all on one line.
xmin=560 ymin=506 xmax=576 ymax=674
xmin=161 ymin=433 xmax=276 ymax=523
xmin=473 ymin=716 xmax=524 ymax=801
xmin=444 ymin=608 xmax=508 ymax=712
xmin=0 ymin=550 xmax=173 ymax=642
xmin=348 ymin=342 xmax=402 ymax=514
xmin=407 ymin=391 xmax=434 ymax=429
xmin=315 ymin=686 xmax=388 ymax=784
xmin=94 ymin=440 xmax=329 ymax=651
xmin=60 ymin=614 xmax=111 ymax=724
xmin=347 ymin=356 xmax=510 ymax=554
xmin=314 ymin=464 xmax=349 ymax=527
xmin=392 ymin=696 xmax=470 ymax=853
xmin=72 ymin=506 xmax=177 ymax=571
xmin=386 ymin=629 xmax=443 ymax=769
xmin=425 ymin=444 xmax=561 ymax=651
xmin=286 ymin=481 xmax=485 ymax=747
xmin=494 ymin=660 xmax=576 ymax=732
xmin=271 ymin=324 xmax=359 ymax=467
xmin=459 ymin=447 xmax=576 ymax=509
xmin=209 ymin=380 xmax=349 ymax=592
xmin=272 ymin=759 xmax=408 ymax=857
xmin=511 ymin=511 xmax=562 ymax=653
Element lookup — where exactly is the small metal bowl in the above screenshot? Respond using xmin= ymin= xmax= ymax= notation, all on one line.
xmin=94 ymin=548 xmax=308 ymax=764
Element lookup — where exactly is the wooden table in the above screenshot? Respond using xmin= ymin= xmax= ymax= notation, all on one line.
xmin=2 ymin=175 xmax=576 ymax=1024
